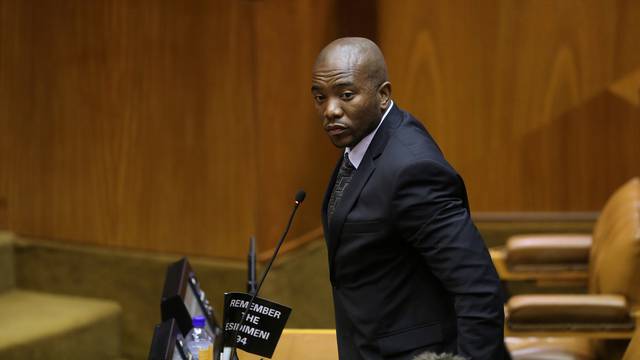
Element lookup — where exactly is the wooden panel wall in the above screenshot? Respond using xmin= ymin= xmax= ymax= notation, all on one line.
xmin=1 ymin=1 xmax=639 ymax=259
xmin=379 ymin=0 xmax=640 ymax=211
xmin=0 ymin=0 xmax=12 ymax=230
xmin=0 ymin=0 xmax=340 ymax=259
xmin=251 ymin=0 xmax=338 ymax=251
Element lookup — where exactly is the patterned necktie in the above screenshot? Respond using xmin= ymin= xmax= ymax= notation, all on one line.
xmin=327 ymin=152 xmax=356 ymax=223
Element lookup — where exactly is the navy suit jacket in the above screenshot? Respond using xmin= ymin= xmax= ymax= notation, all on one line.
xmin=322 ymin=105 xmax=505 ymax=360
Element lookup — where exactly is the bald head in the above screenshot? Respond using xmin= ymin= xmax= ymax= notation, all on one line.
xmin=314 ymin=37 xmax=388 ymax=89
xmin=311 ymin=37 xmax=392 ymax=149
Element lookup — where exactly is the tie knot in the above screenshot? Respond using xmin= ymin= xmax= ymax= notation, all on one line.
xmin=343 ymin=152 xmax=355 ymax=170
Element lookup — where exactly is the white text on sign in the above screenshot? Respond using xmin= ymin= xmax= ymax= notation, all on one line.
xmin=229 ymin=299 xmax=283 ymax=319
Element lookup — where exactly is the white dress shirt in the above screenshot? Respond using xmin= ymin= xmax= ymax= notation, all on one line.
xmin=345 ymin=101 xmax=394 ymax=169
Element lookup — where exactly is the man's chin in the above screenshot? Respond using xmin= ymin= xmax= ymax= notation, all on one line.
xmin=329 ymin=136 xmax=350 ymax=149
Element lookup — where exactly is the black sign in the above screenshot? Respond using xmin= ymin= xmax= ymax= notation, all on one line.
xmin=222 ymin=292 xmax=292 ymax=358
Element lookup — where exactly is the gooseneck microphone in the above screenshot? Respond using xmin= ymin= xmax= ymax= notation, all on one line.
xmin=229 ymin=190 xmax=306 ymax=359
xmin=294 ymin=190 xmax=306 ymax=205
xmin=247 ymin=237 xmax=257 ymax=295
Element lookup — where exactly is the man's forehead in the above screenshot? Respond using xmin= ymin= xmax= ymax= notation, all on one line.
xmin=314 ymin=59 xmax=360 ymax=74
xmin=314 ymin=44 xmax=368 ymax=68
xmin=312 ymin=65 xmax=360 ymax=77
xmin=312 ymin=59 xmax=369 ymax=85
xmin=311 ymin=67 xmax=365 ymax=89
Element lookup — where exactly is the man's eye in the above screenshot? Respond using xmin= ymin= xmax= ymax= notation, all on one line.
xmin=314 ymin=94 xmax=325 ymax=102
xmin=340 ymin=92 xmax=355 ymax=100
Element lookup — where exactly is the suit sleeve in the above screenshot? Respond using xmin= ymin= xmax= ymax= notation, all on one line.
xmin=391 ymin=159 xmax=505 ymax=360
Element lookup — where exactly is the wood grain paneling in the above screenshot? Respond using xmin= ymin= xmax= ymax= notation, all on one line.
xmin=0 ymin=0 xmax=259 ymax=258
xmin=251 ymin=0 xmax=338 ymax=250
xmin=0 ymin=0 xmax=341 ymax=259
xmin=379 ymin=0 xmax=640 ymax=211
xmin=0 ymin=1 xmax=13 ymax=230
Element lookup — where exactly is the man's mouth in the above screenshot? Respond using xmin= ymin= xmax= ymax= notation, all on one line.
xmin=325 ymin=124 xmax=347 ymax=136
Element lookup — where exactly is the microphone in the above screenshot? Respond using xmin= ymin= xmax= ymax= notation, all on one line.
xmin=247 ymin=237 xmax=257 ymax=295
xmin=229 ymin=190 xmax=306 ymax=359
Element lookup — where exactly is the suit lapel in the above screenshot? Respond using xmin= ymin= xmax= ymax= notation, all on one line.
xmin=326 ymin=105 xmax=403 ymax=275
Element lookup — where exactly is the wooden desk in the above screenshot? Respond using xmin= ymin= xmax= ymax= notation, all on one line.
xmin=238 ymin=329 xmax=338 ymax=360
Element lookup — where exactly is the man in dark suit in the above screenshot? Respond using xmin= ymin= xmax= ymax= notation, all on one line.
xmin=311 ymin=37 xmax=506 ymax=359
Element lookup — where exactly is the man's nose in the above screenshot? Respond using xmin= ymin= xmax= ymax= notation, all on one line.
xmin=324 ymin=98 xmax=343 ymax=121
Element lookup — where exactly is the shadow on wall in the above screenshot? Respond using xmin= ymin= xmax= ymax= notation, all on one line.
xmin=0 ymin=197 xmax=7 ymax=230
xmin=521 ymin=68 xmax=640 ymax=211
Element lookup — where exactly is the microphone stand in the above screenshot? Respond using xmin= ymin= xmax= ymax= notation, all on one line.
xmin=247 ymin=236 xmax=257 ymax=295
xmin=226 ymin=191 xmax=305 ymax=360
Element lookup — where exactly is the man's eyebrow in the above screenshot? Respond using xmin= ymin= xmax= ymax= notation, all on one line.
xmin=311 ymin=81 xmax=354 ymax=92
xmin=334 ymin=81 xmax=354 ymax=87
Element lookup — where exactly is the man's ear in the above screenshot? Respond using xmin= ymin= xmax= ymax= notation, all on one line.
xmin=378 ymin=81 xmax=392 ymax=109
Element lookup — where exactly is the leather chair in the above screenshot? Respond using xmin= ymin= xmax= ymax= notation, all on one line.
xmin=622 ymin=327 xmax=640 ymax=360
xmin=491 ymin=177 xmax=640 ymax=286
xmin=504 ymin=178 xmax=640 ymax=359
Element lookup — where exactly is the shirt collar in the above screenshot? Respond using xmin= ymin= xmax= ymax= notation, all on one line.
xmin=345 ymin=101 xmax=394 ymax=169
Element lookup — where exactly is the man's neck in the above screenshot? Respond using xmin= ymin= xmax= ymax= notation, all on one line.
xmin=345 ymin=101 xmax=394 ymax=169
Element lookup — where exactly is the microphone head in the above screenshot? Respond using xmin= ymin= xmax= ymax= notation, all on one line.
xmin=295 ymin=190 xmax=306 ymax=204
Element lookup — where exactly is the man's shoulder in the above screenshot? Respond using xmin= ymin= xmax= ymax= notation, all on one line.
xmin=386 ymin=107 xmax=448 ymax=166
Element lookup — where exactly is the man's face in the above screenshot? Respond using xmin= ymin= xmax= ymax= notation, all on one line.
xmin=311 ymin=58 xmax=382 ymax=149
